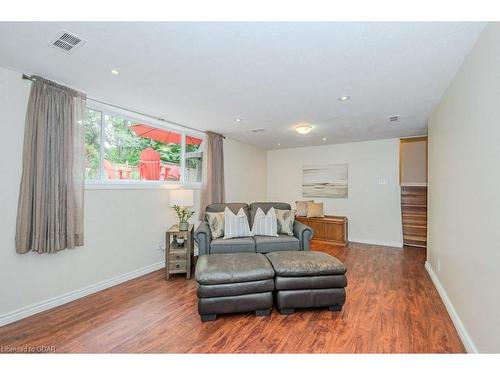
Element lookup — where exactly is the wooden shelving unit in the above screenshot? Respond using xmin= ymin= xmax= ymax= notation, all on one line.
xmin=401 ymin=186 xmax=427 ymax=247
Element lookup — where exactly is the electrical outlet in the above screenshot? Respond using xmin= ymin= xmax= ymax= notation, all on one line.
xmin=437 ymin=259 xmax=441 ymax=272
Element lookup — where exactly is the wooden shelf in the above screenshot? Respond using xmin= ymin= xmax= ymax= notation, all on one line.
xmin=401 ymin=186 xmax=427 ymax=247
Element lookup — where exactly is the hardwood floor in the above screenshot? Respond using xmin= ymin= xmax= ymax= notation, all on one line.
xmin=0 ymin=242 xmax=465 ymax=353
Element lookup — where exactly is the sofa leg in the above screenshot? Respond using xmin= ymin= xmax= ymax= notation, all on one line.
xmin=280 ymin=308 xmax=295 ymax=315
xmin=255 ymin=309 xmax=271 ymax=317
xmin=328 ymin=305 xmax=343 ymax=312
xmin=200 ymin=314 xmax=217 ymax=322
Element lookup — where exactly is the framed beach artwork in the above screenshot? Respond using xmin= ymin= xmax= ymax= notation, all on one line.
xmin=302 ymin=163 xmax=348 ymax=198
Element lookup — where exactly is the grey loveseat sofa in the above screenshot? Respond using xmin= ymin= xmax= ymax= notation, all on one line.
xmin=194 ymin=202 xmax=314 ymax=256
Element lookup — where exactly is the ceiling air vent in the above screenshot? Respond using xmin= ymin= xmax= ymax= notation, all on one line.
xmin=389 ymin=115 xmax=400 ymax=122
xmin=50 ymin=30 xmax=86 ymax=54
xmin=249 ymin=128 xmax=265 ymax=133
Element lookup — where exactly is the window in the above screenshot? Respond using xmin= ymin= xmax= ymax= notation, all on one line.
xmin=185 ymin=136 xmax=203 ymax=184
xmin=84 ymin=107 xmax=203 ymax=185
xmin=84 ymin=109 xmax=101 ymax=180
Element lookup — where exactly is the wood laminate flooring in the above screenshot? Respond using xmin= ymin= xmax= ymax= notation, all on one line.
xmin=0 ymin=242 xmax=465 ymax=353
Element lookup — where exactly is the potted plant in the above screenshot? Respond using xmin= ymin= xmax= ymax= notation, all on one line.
xmin=169 ymin=189 xmax=195 ymax=231
xmin=173 ymin=205 xmax=195 ymax=231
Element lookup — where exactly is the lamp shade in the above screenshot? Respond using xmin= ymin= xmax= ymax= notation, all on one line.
xmin=170 ymin=189 xmax=194 ymax=207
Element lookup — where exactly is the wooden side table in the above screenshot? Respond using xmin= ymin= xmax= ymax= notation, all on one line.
xmin=165 ymin=224 xmax=194 ymax=280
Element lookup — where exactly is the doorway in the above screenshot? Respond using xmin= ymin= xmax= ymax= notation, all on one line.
xmin=399 ymin=137 xmax=428 ymax=248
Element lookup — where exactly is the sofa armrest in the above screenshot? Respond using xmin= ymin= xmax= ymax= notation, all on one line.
xmin=293 ymin=221 xmax=314 ymax=251
xmin=194 ymin=222 xmax=212 ymax=256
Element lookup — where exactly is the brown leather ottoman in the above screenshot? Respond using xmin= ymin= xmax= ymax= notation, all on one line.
xmin=195 ymin=253 xmax=275 ymax=322
xmin=265 ymin=251 xmax=347 ymax=314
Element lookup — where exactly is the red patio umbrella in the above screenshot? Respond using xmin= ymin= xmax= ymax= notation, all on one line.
xmin=129 ymin=124 xmax=202 ymax=145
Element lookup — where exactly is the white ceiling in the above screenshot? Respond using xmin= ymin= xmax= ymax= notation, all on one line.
xmin=0 ymin=22 xmax=486 ymax=149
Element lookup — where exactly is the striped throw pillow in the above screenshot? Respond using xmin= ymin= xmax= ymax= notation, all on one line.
xmin=223 ymin=207 xmax=252 ymax=239
xmin=252 ymin=207 xmax=278 ymax=237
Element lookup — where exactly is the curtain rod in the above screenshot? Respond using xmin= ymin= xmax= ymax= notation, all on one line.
xmin=22 ymin=73 xmax=222 ymax=137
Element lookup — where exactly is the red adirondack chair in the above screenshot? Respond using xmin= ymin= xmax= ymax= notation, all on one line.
xmin=139 ymin=148 xmax=161 ymax=180
xmin=104 ymin=160 xmax=116 ymax=179
xmin=165 ymin=165 xmax=180 ymax=181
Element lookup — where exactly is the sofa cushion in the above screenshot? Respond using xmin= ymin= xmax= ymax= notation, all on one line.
xmin=265 ymin=251 xmax=346 ymax=277
xmin=254 ymin=234 xmax=300 ymax=253
xmin=195 ymin=253 xmax=274 ymax=285
xmin=275 ymin=209 xmax=295 ymax=236
xmin=306 ymin=202 xmax=325 ymax=218
xmin=210 ymin=236 xmax=255 ymax=254
xmin=249 ymin=202 xmax=291 ymax=226
xmin=223 ymin=207 xmax=252 ymax=239
xmin=295 ymin=200 xmax=313 ymax=217
xmin=251 ymin=207 xmax=278 ymax=237
xmin=205 ymin=211 xmax=225 ymax=239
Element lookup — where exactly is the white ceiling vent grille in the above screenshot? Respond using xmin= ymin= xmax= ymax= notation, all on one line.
xmin=50 ymin=30 xmax=86 ymax=54
xmin=389 ymin=115 xmax=400 ymax=122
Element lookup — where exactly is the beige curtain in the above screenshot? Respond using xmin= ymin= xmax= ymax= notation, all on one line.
xmin=199 ymin=131 xmax=225 ymax=220
xmin=15 ymin=76 xmax=86 ymax=254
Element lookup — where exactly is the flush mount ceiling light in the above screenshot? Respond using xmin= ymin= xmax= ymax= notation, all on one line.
xmin=111 ymin=69 xmax=120 ymax=75
xmin=322 ymin=137 xmax=328 ymax=141
xmin=235 ymin=118 xmax=243 ymax=122
xmin=338 ymin=95 xmax=350 ymax=101
xmin=295 ymin=124 xmax=313 ymax=135
xmin=277 ymin=143 xmax=281 ymax=146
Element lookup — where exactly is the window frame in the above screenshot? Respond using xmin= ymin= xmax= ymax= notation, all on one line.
xmin=84 ymin=100 xmax=204 ymax=190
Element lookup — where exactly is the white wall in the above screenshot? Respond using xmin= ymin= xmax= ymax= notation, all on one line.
xmin=267 ymin=139 xmax=403 ymax=247
xmin=400 ymin=139 xmax=427 ymax=185
xmin=224 ymin=138 xmax=267 ymax=203
xmin=427 ymin=23 xmax=500 ymax=353
xmin=0 ymin=65 xmax=266 ymax=324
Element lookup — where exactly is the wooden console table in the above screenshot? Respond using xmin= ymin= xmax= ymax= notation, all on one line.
xmin=296 ymin=215 xmax=348 ymax=246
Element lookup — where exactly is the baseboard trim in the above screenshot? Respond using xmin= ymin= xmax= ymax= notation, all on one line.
xmin=425 ymin=261 xmax=478 ymax=353
xmin=349 ymin=238 xmax=403 ymax=248
xmin=0 ymin=261 xmax=164 ymax=328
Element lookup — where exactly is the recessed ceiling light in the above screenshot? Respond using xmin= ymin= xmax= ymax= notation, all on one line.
xmin=295 ymin=124 xmax=313 ymax=135
xmin=322 ymin=137 xmax=327 ymax=141
xmin=111 ymin=69 xmax=119 ymax=75
xmin=235 ymin=118 xmax=243 ymax=122
xmin=338 ymin=95 xmax=350 ymax=101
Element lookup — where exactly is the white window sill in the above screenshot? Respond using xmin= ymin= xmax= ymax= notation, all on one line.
xmin=85 ymin=181 xmax=202 ymax=190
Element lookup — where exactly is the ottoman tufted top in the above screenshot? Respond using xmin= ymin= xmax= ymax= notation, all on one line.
xmin=265 ymin=251 xmax=346 ymax=277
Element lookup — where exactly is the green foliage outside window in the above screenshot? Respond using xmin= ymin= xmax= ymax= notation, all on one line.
xmin=104 ymin=115 xmax=183 ymax=166
xmin=84 ymin=108 xmax=202 ymax=181
xmin=84 ymin=109 xmax=101 ymax=179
